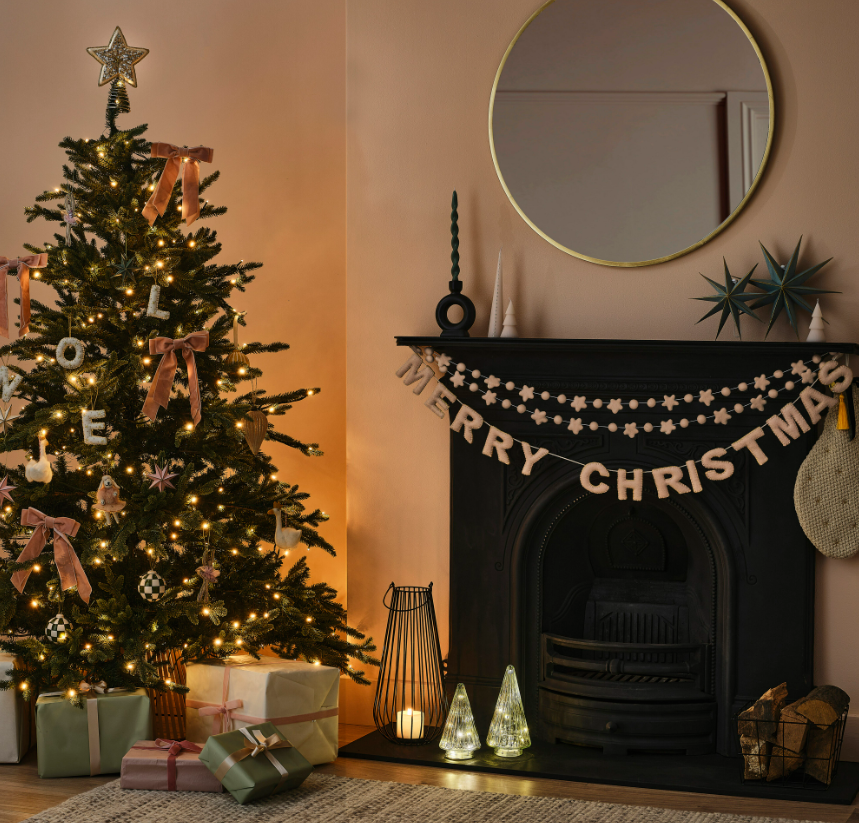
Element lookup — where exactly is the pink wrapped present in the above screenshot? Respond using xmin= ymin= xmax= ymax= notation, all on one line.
xmin=120 ymin=739 xmax=224 ymax=793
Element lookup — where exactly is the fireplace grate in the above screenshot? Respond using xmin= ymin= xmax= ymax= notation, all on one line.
xmin=541 ymin=632 xmax=711 ymax=700
xmin=572 ymin=670 xmax=685 ymax=684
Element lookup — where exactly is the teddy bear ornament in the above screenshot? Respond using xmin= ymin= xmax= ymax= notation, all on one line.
xmin=94 ymin=475 xmax=126 ymax=524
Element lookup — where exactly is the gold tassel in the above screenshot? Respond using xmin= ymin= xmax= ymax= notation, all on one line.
xmin=837 ymin=392 xmax=849 ymax=430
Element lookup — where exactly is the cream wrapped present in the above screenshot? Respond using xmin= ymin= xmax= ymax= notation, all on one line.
xmin=0 ymin=653 xmax=29 ymax=763
xmin=185 ymin=656 xmax=338 ymax=765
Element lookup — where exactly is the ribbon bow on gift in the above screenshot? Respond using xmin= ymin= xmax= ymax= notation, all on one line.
xmin=0 ymin=253 xmax=47 ymax=338
xmin=213 ymin=727 xmax=293 ymax=791
xmin=77 ymin=680 xmax=129 ymax=695
xmin=142 ymin=331 xmax=209 ymax=427
xmin=10 ymin=508 xmax=90 ymax=604
xmin=196 ymin=564 xmax=220 ymax=603
xmin=197 ymin=696 xmax=244 ymax=734
xmin=142 ymin=142 xmax=214 ymax=226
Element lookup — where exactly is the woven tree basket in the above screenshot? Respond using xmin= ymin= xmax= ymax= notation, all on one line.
xmin=146 ymin=649 xmax=187 ymax=740
xmin=794 ymin=386 xmax=859 ymax=559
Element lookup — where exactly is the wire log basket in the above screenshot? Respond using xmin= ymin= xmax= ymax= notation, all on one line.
xmin=373 ymin=583 xmax=448 ymax=745
xmin=737 ymin=703 xmax=847 ymax=789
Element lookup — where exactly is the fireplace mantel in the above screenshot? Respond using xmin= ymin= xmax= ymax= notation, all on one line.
xmin=395 ymin=335 xmax=858 ymax=756
xmin=397 ymin=336 xmax=859 ymax=362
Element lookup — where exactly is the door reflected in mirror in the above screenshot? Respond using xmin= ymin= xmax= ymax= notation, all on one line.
xmin=490 ymin=0 xmax=772 ymax=267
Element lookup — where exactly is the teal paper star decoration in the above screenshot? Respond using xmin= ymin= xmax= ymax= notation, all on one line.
xmin=750 ymin=237 xmax=838 ymax=338
xmin=693 ymin=259 xmax=761 ymax=339
xmin=113 ymin=256 xmax=135 ymax=288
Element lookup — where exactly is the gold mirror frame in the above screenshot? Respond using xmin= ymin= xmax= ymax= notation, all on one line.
xmin=488 ymin=0 xmax=775 ymax=268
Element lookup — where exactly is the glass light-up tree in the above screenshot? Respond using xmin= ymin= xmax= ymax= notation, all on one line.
xmin=486 ymin=665 xmax=531 ymax=757
xmin=0 ymin=30 xmax=376 ymax=702
xmin=439 ymin=683 xmax=481 ymax=760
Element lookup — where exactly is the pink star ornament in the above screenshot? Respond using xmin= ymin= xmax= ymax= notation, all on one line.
xmin=146 ymin=464 xmax=179 ymax=492
xmin=0 ymin=475 xmax=15 ymax=504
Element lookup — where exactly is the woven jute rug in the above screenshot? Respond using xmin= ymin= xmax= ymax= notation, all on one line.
xmin=22 ymin=772 xmax=827 ymax=823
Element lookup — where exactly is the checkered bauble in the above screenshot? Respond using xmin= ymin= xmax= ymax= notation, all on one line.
xmin=138 ymin=570 xmax=167 ymax=601
xmin=45 ymin=613 xmax=72 ymax=641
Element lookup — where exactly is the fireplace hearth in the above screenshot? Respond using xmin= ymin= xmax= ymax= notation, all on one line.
xmin=341 ymin=339 xmax=859 ymax=803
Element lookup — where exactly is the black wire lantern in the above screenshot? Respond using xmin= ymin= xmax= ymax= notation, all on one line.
xmin=373 ymin=583 xmax=448 ymax=744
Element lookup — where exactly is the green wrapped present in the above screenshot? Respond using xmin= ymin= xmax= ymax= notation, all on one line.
xmin=199 ymin=721 xmax=312 ymax=804
xmin=36 ymin=686 xmax=152 ymax=778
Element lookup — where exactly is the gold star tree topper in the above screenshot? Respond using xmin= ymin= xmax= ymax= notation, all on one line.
xmin=87 ymin=27 xmax=149 ymax=87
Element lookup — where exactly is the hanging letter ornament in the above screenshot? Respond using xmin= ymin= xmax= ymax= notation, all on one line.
xmin=11 ymin=508 xmax=90 ymax=603
xmin=146 ymin=285 xmax=170 ymax=320
xmin=0 ymin=253 xmax=46 ymax=338
xmin=142 ymin=331 xmax=209 ymax=427
xmin=82 ymin=409 xmax=107 ymax=445
xmin=0 ymin=366 xmax=23 ymax=403
xmin=142 ymin=143 xmax=214 ymax=226
xmin=56 ymin=337 xmax=85 ymax=369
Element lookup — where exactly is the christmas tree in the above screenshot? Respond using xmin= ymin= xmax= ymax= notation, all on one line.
xmin=0 ymin=33 xmax=376 ymax=702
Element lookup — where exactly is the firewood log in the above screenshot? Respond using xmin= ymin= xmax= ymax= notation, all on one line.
xmin=737 ymin=682 xmax=789 ymax=742
xmin=793 ymin=686 xmax=849 ymax=730
xmin=766 ymin=745 xmax=804 ymax=781
xmin=741 ymin=735 xmax=770 ymax=779
xmin=775 ymin=701 xmax=811 ymax=754
xmin=804 ymin=721 xmax=841 ymax=785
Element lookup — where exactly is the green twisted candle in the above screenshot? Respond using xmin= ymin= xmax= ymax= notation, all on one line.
xmin=450 ymin=190 xmax=460 ymax=281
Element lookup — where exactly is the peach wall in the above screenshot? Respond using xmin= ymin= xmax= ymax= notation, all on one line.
xmin=0 ymin=4 xmax=347 ymax=595
xmin=345 ymin=0 xmax=859 ymax=732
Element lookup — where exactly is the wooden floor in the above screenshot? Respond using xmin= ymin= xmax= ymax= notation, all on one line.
xmin=1 ymin=726 xmax=858 ymax=822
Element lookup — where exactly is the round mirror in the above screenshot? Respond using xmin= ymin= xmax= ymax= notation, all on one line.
xmin=489 ymin=0 xmax=773 ymax=267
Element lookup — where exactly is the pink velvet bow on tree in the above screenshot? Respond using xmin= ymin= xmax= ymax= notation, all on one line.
xmin=142 ymin=142 xmax=214 ymax=226
xmin=142 ymin=331 xmax=209 ymax=427
xmin=0 ymin=253 xmax=47 ymax=338
xmin=10 ymin=508 xmax=90 ymax=603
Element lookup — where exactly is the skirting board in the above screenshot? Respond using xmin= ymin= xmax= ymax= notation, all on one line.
xmin=339 ymin=731 xmax=859 ymax=805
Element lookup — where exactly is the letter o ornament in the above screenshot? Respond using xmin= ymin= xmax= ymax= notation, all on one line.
xmin=56 ymin=337 xmax=85 ymax=370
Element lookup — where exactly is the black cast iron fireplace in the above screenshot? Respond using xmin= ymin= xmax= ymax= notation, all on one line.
xmin=400 ymin=338 xmax=858 ymax=758
xmin=532 ymin=492 xmax=720 ymax=755
xmin=339 ymin=339 xmax=859 ymax=804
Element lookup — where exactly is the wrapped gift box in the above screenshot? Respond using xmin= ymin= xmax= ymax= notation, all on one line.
xmin=199 ymin=721 xmax=312 ymax=804
xmin=36 ymin=688 xmax=152 ymax=778
xmin=0 ymin=653 xmax=29 ymax=763
xmin=121 ymin=739 xmax=224 ymax=792
xmin=186 ymin=655 xmax=339 ymax=764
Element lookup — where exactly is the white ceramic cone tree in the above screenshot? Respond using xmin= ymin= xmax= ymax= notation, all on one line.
xmin=486 ymin=665 xmax=531 ymax=757
xmin=487 ymin=250 xmax=503 ymax=337
xmin=806 ymin=300 xmax=826 ymax=343
xmin=500 ymin=300 xmax=519 ymax=338
xmin=439 ymin=683 xmax=481 ymax=760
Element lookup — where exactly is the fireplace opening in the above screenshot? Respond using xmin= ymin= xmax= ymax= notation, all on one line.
xmin=528 ymin=491 xmax=725 ymax=755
